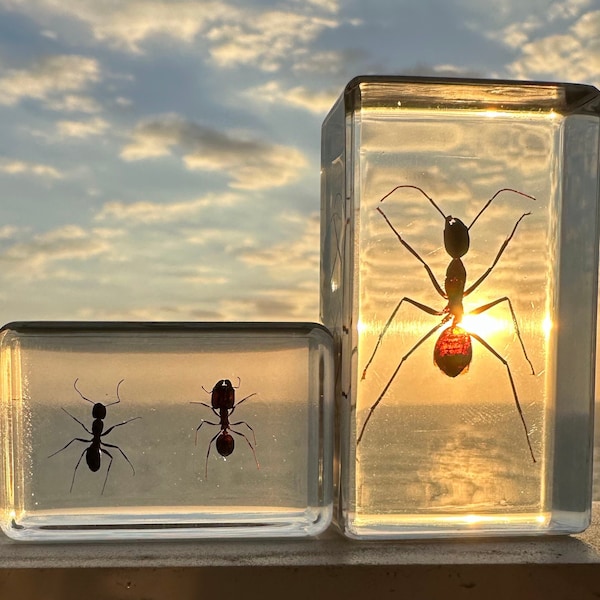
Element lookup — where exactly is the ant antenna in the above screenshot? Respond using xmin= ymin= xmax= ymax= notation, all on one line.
xmin=105 ymin=378 xmax=125 ymax=407
xmin=469 ymin=188 xmax=536 ymax=230
xmin=380 ymin=185 xmax=447 ymax=220
xmin=73 ymin=378 xmax=94 ymax=405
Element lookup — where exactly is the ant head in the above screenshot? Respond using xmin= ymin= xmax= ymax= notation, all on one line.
xmin=214 ymin=379 xmax=233 ymax=390
xmin=444 ymin=216 xmax=470 ymax=258
xmin=216 ymin=432 xmax=235 ymax=457
xmin=92 ymin=402 xmax=107 ymax=419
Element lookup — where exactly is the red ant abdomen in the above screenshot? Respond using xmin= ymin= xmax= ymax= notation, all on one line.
xmin=216 ymin=433 xmax=235 ymax=457
xmin=434 ymin=326 xmax=472 ymax=378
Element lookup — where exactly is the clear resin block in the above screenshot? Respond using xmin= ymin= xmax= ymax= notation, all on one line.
xmin=0 ymin=321 xmax=333 ymax=541
xmin=321 ymin=76 xmax=600 ymax=539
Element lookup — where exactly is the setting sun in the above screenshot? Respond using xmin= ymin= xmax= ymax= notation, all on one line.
xmin=461 ymin=312 xmax=509 ymax=341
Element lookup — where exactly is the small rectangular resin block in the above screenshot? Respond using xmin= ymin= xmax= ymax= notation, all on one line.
xmin=0 ymin=321 xmax=333 ymax=541
xmin=321 ymin=76 xmax=600 ymax=538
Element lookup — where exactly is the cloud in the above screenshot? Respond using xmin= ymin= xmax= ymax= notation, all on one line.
xmin=0 ymin=225 xmax=23 ymax=240
xmin=237 ymin=211 xmax=320 ymax=276
xmin=547 ymin=0 xmax=594 ymax=21
xmin=0 ymin=54 xmax=101 ymax=107
xmin=47 ymin=94 xmax=102 ymax=114
xmin=207 ymin=9 xmax=338 ymax=72
xmin=218 ymin=285 xmax=318 ymax=320
xmin=291 ymin=47 xmax=365 ymax=75
xmin=95 ymin=193 xmax=241 ymax=225
xmin=241 ymin=81 xmax=338 ymax=115
xmin=508 ymin=11 xmax=600 ymax=82
xmin=120 ymin=115 xmax=308 ymax=189
xmin=1 ymin=0 xmax=218 ymax=52
xmin=482 ymin=6 xmax=600 ymax=83
xmin=2 ymin=0 xmax=340 ymax=71
xmin=0 ymin=158 xmax=63 ymax=179
xmin=56 ymin=116 xmax=109 ymax=138
xmin=0 ymin=224 xmax=115 ymax=278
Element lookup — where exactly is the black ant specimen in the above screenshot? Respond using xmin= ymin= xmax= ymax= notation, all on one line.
xmin=191 ymin=378 xmax=259 ymax=478
xmin=358 ymin=185 xmax=537 ymax=462
xmin=48 ymin=379 xmax=141 ymax=494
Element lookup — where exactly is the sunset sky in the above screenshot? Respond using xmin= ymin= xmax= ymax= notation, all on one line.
xmin=0 ymin=0 xmax=598 ymax=325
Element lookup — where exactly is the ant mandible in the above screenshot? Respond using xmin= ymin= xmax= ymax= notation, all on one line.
xmin=48 ymin=378 xmax=141 ymax=494
xmin=358 ymin=185 xmax=537 ymax=462
xmin=191 ymin=378 xmax=259 ymax=478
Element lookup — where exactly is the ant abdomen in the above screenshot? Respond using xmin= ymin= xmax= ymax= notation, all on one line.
xmin=216 ymin=433 xmax=235 ymax=457
xmin=434 ymin=325 xmax=472 ymax=377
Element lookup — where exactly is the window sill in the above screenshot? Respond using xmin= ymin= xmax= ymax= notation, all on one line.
xmin=1 ymin=503 xmax=599 ymax=569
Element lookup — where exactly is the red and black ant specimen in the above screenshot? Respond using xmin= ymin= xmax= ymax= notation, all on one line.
xmin=191 ymin=378 xmax=259 ymax=478
xmin=48 ymin=378 xmax=140 ymax=494
xmin=358 ymin=185 xmax=537 ymax=462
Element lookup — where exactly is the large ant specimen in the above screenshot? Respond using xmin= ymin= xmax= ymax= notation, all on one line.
xmin=48 ymin=379 xmax=141 ymax=494
xmin=358 ymin=185 xmax=537 ymax=462
xmin=192 ymin=378 xmax=259 ymax=478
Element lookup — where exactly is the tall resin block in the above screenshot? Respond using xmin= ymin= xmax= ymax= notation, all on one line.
xmin=0 ymin=321 xmax=333 ymax=541
xmin=321 ymin=76 xmax=600 ymax=538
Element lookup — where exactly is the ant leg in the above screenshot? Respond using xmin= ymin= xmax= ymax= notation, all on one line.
xmin=60 ymin=408 xmax=93 ymax=435
xmin=100 ymin=449 xmax=114 ymax=495
xmin=101 ymin=416 xmax=141 ymax=437
xmin=358 ymin=319 xmax=446 ymax=445
xmin=190 ymin=401 xmax=220 ymax=420
xmin=469 ymin=296 xmax=535 ymax=374
xmin=464 ymin=212 xmax=531 ymax=296
xmin=229 ymin=393 xmax=257 ymax=417
xmin=105 ymin=378 xmax=125 ymax=408
xmin=48 ymin=437 xmax=90 ymax=459
xmin=234 ymin=392 xmax=256 ymax=407
xmin=230 ymin=429 xmax=260 ymax=470
xmin=469 ymin=188 xmax=536 ymax=230
xmin=230 ymin=420 xmax=257 ymax=446
xmin=190 ymin=401 xmax=213 ymax=409
xmin=69 ymin=447 xmax=88 ymax=493
xmin=377 ymin=207 xmax=446 ymax=298
xmin=101 ymin=442 xmax=136 ymax=475
xmin=470 ymin=332 xmax=536 ymax=463
xmin=362 ymin=297 xmax=444 ymax=380
xmin=204 ymin=430 xmax=221 ymax=479
xmin=194 ymin=420 xmax=219 ymax=445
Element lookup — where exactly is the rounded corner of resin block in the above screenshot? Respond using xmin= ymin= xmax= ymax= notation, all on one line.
xmin=308 ymin=322 xmax=334 ymax=343
xmin=0 ymin=518 xmax=26 ymax=542
xmin=304 ymin=504 xmax=334 ymax=538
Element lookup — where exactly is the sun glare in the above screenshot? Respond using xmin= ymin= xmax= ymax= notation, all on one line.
xmin=461 ymin=312 xmax=508 ymax=341
xmin=542 ymin=315 xmax=553 ymax=339
xmin=481 ymin=109 xmax=503 ymax=119
xmin=358 ymin=312 xmax=511 ymax=341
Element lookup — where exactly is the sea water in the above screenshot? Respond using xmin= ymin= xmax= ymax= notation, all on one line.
xmin=0 ymin=322 xmax=333 ymax=541
xmin=321 ymin=77 xmax=600 ymax=538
